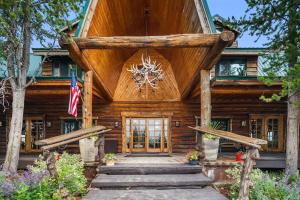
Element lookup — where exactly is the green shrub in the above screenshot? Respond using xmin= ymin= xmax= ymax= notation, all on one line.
xmin=0 ymin=152 xmax=87 ymax=199
xmin=186 ymin=150 xmax=199 ymax=161
xmin=56 ymin=152 xmax=87 ymax=196
xmin=226 ymin=165 xmax=300 ymax=200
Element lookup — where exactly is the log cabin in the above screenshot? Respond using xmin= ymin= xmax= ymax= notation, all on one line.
xmin=0 ymin=0 xmax=288 ymax=167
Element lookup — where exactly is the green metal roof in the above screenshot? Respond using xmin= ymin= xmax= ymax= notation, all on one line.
xmin=75 ymin=0 xmax=91 ymax=37
xmin=0 ymin=54 xmax=42 ymax=77
xmin=202 ymin=0 xmax=216 ymax=33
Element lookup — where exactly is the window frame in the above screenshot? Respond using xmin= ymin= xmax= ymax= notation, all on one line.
xmin=215 ymin=57 xmax=247 ymax=77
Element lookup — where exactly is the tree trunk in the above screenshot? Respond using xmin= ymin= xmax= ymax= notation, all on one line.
xmin=3 ymin=89 xmax=25 ymax=174
xmin=285 ymin=92 xmax=300 ymax=176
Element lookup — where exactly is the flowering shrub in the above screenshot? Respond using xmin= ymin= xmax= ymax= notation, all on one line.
xmin=226 ymin=164 xmax=300 ymax=200
xmin=0 ymin=152 xmax=87 ymax=199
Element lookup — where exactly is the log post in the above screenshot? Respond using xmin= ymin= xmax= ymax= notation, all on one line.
xmin=80 ymin=71 xmax=96 ymax=163
xmin=197 ymin=69 xmax=211 ymax=150
xmin=98 ymin=134 xmax=105 ymax=165
xmin=82 ymin=71 xmax=93 ymax=129
xmin=200 ymin=69 xmax=211 ymax=127
xmin=238 ymin=148 xmax=259 ymax=200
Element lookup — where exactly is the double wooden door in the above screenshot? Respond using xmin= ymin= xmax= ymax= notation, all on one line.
xmin=250 ymin=115 xmax=284 ymax=152
xmin=21 ymin=117 xmax=45 ymax=152
xmin=124 ymin=118 xmax=169 ymax=153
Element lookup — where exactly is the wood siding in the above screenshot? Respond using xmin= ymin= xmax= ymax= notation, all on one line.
xmin=0 ymin=93 xmax=287 ymax=154
xmin=113 ymin=49 xmax=180 ymax=101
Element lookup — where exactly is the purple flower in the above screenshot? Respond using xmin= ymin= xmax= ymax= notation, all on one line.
xmin=0 ymin=180 xmax=15 ymax=198
xmin=19 ymin=170 xmax=49 ymax=186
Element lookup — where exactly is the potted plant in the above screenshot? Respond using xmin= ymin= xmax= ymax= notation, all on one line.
xmin=202 ymin=121 xmax=221 ymax=161
xmin=103 ymin=153 xmax=117 ymax=166
xmin=186 ymin=150 xmax=199 ymax=165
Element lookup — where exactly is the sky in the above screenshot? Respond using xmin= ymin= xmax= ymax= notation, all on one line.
xmin=31 ymin=0 xmax=267 ymax=48
xmin=207 ymin=0 xmax=267 ymax=47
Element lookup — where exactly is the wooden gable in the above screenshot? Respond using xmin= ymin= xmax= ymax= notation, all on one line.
xmin=62 ymin=0 xmax=235 ymax=101
xmin=114 ymin=49 xmax=180 ymax=101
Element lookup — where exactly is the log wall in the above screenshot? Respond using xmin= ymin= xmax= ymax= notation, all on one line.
xmin=0 ymin=93 xmax=287 ymax=154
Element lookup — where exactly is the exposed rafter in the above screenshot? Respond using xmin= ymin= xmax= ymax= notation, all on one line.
xmin=60 ymin=37 xmax=113 ymax=101
xmin=181 ymin=31 xmax=235 ymax=99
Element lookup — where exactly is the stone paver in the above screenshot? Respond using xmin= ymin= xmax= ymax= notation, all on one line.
xmin=84 ymin=187 xmax=227 ymax=200
xmin=91 ymin=174 xmax=212 ymax=188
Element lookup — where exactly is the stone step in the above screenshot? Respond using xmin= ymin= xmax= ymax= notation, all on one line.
xmin=91 ymin=173 xmax=212 ymax=189
xmin=83 ymin=187 xmax=227 ymax=200
xmin=99 ymin=164 xmax=201 ymax=175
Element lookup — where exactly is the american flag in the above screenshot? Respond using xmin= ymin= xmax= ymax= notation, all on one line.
xmin=68 ymin=71 xmax=81 ymax=117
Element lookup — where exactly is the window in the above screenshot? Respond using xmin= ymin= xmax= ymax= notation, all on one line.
xmin=52 ymin=62 xmax=84 ymax=79
xmin=216 ymin=58 xmax=247 ymax=76
xmin=62 ymin=119 xmax=97 ymax=134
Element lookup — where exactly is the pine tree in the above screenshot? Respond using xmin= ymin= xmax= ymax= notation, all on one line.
xmin=234 ymin=0 xmax=300 ymax=176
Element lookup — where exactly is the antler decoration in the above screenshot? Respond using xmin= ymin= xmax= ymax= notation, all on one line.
xmin=128 ymin=55 xmax=164 ymax=90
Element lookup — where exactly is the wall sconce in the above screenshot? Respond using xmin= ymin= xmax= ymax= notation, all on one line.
xmin=241 ymin=120 xmax=247 ymax=127
xmin=46 ymin=121 xmax=52 ymax=128
xmin=175 ymin=121 xmax=180 ymax=127
xmin=0 ymin=121 xmax=2 ymax=127
xmin=114 ymin=122 xmax=120 ymax=128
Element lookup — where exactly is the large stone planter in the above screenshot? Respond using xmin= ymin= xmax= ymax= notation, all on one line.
xmin=79 ymin=137 xmax=98 ymax=163
xmin=203 ymin=138 xmax=219 ymax=161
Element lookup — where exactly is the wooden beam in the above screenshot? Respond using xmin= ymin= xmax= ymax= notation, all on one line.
xmin=189 ymin=126 xmax=267 ymax=148
xmin=68 ymin=34 xmax=222 ymax=49
xmin=181 ymin=31 xmax=235 ymax=99
xmin=42 ymin=129 xmax=111 ymax=151
xmin=60 ymin=37 xmax=112 ymax=101
xmin=200 ymin=70 xmax=211 ymax=127
xmin=82 ymin=71 xmax=93 ymax=129
xmin=35 ymin=125 xmax=107 ymax=146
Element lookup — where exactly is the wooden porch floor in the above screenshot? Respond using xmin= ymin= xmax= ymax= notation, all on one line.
xmin=1 ymin=152 xmax=299 ymax=170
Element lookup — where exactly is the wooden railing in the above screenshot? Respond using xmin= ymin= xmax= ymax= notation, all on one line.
xmin=189 ymin=126 xmax=267 ymax=200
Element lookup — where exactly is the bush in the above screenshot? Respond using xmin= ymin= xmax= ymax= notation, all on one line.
xmin=0 ymin=152 xmax=87 ymax=199
xmin=226 ymin=164 xmax=300 ymax=200
xmin=56 ymin=152 xmax=87 ymax=196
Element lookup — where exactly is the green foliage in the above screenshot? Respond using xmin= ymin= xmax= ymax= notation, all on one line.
xmin=13 ymin=179 xmax=59 ymax=200
xmin=226 ymin=165 xmax=300 ymax=200
xmin=28 ymin=154 xmax=47 ymax=173
xmin=186 ymin=150 xmax=199 ymax=161
xmin=104 ymin=153 xmax=117 ymax=161
xmin=203 ymin=121 xmax=221 ymax=140
xmin=55 ymin=152 xmax=87 ymax=196
xmin=231 ymin=0 xmax=300 ymax=103
xmin=0 ymin=152 xmax=87 ymax=199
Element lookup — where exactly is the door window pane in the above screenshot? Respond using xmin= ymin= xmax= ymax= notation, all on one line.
xmin=31 ymin=120 xmax=45 ymax=150
xmin=267 ymin=119 xmax=279 ymax=149
xmin=250 ymin=119 xmax=263 ymax=138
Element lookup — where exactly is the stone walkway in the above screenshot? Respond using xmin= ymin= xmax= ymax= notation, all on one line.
xmin=84 ymin=154 xmax=227 ymax=200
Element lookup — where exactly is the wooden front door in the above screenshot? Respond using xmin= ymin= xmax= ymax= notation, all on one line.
xmin=124 ymin=117 xmax=170 ymax=153
xmin=250 ymin=115 xmax=284 ymax=152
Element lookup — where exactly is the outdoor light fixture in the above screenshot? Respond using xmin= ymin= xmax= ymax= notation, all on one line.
xmin=0 ymin=121 xmax=2 ymax=127
xmin=241 ymin=120 xmax=247 ymax=127
xmin=175 ymin=121 xmax=180 ymax=127
xmin=114 ymin=122 xmax=120 ymax=128
xmin=46 ymin=121 xmax=52 ymax=128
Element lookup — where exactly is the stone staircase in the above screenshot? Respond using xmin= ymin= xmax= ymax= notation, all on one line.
xmin=84 ymin=162 xmax=227 ymax=200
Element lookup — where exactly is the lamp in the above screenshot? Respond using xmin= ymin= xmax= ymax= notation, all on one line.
xmin=114 ymin=122 xmax=120 ymax=128
xmin=46 ymin=121 xmax=52 ymax=128
xmin=241 ymin=120 xmax=247 ymax=127
xmin=175 ymin=121 xmax=180 ymax=127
